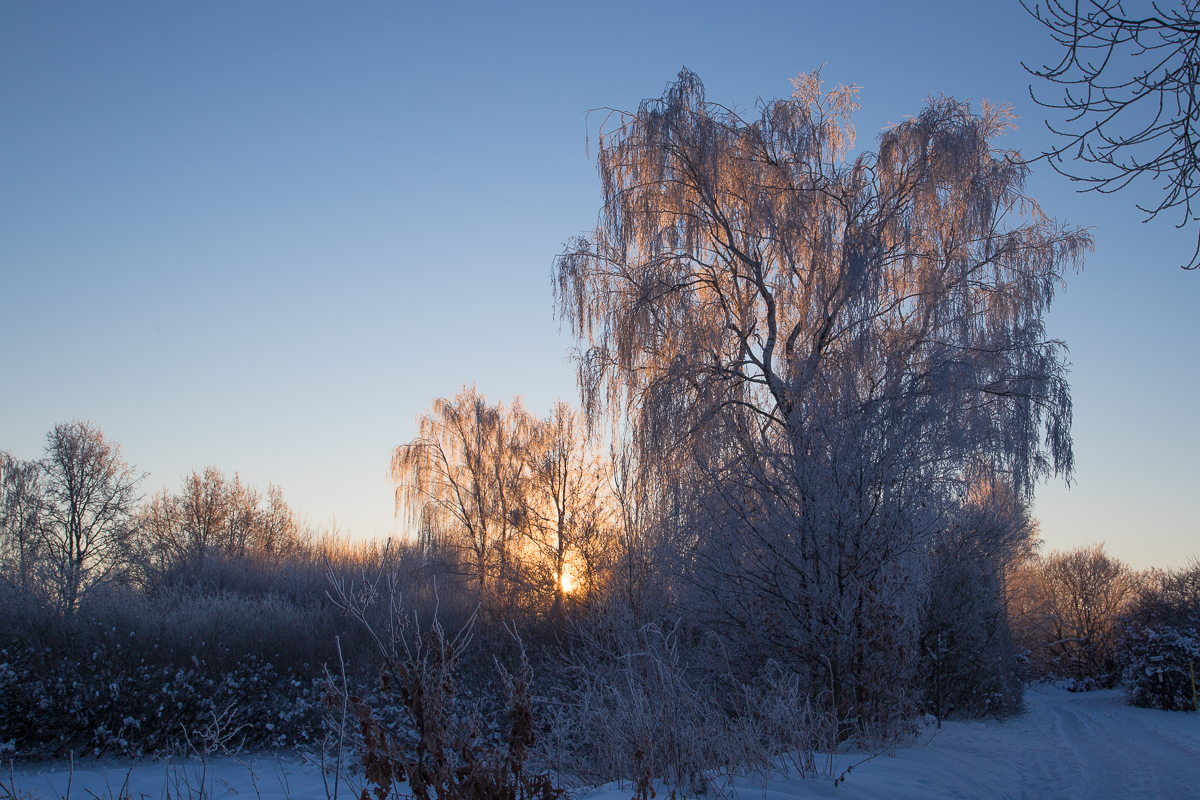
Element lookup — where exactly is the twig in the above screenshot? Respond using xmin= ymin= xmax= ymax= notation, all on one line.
xmin=118 ymin=768 xmax=133 ymax=800
xmin=272 ymin=754 xmax=291 ymax=800
xmin=333 ymin=637 xmax=348 ymax=800
xmin=230 ymin=756 xmax=261 ymax=800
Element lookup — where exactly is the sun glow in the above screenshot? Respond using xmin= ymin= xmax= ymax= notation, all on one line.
xmin=560 ymin=568 xmax=576 ymax=594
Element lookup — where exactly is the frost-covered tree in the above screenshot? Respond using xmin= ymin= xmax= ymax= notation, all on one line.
xmin=392 ymin=387 xmax=527 ymax=591
xmin=555 ymin=70 xmax=1090 ymax=720
xmin=520 ymin=401 xmax=608 ymax=609
xmin=922 ymin=473 xmax=1038 ymax=717
xmin=139 ymin=466 xmax=301 ymax=578
xmin=38 ymin=422 xmax=142 ymax=612
xmin=1016 ymin=543 xmax=1142 ymax=685
xmin=0 ymin=451 xmax=45 ymax=594
xmin=393 ymin=390 xmax=614 ymax=615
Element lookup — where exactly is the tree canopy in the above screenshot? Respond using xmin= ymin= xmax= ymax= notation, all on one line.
xmin=555 ymin=69 xmax=1090 ymax=715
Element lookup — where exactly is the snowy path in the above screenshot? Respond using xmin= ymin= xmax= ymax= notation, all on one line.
xmin=661 ymin=686 xmax=1200 ymax=800
xmin=6 ymin=687 xmax=1199 ymax=800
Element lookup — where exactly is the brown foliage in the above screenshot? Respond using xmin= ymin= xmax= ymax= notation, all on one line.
xmin=1010 ymin=543 xmax=1143 ymax=685
xmin=140 ymin=466 xmax=302 ymax=576
xmin=327 ymin=570 xmax=566 ymax=800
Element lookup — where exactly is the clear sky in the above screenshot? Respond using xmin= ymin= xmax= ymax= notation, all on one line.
xmin=2 ymin=1 xmax=1196 ymax=569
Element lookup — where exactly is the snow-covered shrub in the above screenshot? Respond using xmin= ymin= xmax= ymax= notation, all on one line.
xmin=1119 ymin=560 xmax=1200 ymax=712
xmin=553 ymin=621 xmax=723 ymax=795
xmin=1120 ymin=626 xmax=1199 ymax=711
xmin=0 ymin=528 xmax=522 ymax=759
xmin=0 ymin=582 xmax=350 ymax=756
xmin=0 ymin=640 xmax=327 ymax=756
xmin=543 ymin=617 xmax=840 ymax=795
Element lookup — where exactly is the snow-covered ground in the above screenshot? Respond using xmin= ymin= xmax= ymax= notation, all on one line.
xmin=646 ymin=686 xmax=1200 ymax=800
xmin=5 ymin=687 xmax=1198 ymax=800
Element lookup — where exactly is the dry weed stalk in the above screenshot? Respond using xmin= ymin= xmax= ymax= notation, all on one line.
xmin=326 ymin=569 xmax=565 ymax=800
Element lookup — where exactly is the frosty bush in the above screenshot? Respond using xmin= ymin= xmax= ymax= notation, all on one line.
xmin=0 ymin=641 xmax=325 ymax=757
xmin=0 ymin=585 xmax=336 ymax=756
xmin=541 ymin=617 xmax=841 ymax=796
xmin=1119 ymin=560 xmax=1200 ymax=711
xmin=1121 ymin=626 xmax=1199 ymax=711
xmin=0 ymin=505 xmax=516 ymax=759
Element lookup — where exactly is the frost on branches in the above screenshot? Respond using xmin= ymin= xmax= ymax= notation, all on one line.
xmin=555 ymin=70 xmax=1090 ymax=726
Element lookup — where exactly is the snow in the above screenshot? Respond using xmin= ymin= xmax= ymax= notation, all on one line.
xmin=1 ymin=752 xmax=352 ymax=800
xmin=5 ymin=687 xmax=1198 ymax=800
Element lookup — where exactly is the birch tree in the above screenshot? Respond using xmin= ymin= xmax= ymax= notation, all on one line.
xmin=521 ymin=401 xmax=607 ymax=608
xmin=38 ymin=422 xmax=142 ymax=612
xmin=392 ymin=387 xmax=526 ymax=591
xmin=555 ymin=70 xmax=1091 ymax=719
xmin=139 ymin=466 xmax=301 ymax=576
xmin=0 ymin=451 xmax=44 ymax=594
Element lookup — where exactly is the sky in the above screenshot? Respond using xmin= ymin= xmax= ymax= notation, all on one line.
xmin=1 ymin=1 xmax=1196 ymax=570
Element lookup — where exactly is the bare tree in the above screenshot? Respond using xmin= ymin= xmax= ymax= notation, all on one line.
xmin=0 ymin=451 xmax=45 ymax=593
xmin=38 ymin=421 xmax=142 ymax=612
xmin=555 ymin=70 xmax=1090 ymax=719
xmin=392 ymin=387 xmax=526 ymax=591
xmin=393 ymin=390 xmax=617 ymax=618
xmin=139 ymin=466 xmax=301 ymax=577
xmin=520 ymin=401 xmax=608 ymax=610
xmin=1024 ymin=0 xmax=1200 ymax=267
xmin=1021 ymin=543 xmax=1142 ymax=684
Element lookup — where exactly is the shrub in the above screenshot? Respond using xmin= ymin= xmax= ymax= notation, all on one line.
xmin=542 ymin=614 xmax=841 ymax=796
xmin=1120 ymin=626 xmax=1199 ymax=711
xmin=1119 ymin=560 xmax=1200 ymax=711
xmin=326 ymin=572 xmax=566 ymax=800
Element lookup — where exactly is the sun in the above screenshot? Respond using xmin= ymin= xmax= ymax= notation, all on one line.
xmin=560 ymin=568 xmax=576 ymax=594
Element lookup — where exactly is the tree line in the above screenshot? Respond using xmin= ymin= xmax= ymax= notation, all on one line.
xmin=0 ymin=421 xmax=307 ymax=614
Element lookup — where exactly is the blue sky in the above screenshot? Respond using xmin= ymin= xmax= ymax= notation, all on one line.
xmin=2 ymin=1 xmax=1196 ymax=569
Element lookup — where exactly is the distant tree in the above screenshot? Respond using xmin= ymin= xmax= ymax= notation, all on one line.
xmin=140 ymin=466 xmax=300 ymax=576
xmin=38 ymin=422 xmax=142 ymax=612
xmin=393 ymin=390 xmax=614 ymax=617
xmin=520 ymin=401 xmax=608 ymax=609
xmin=392 ymin=387 xmax=526 ymax=591
xmin=556 ymin=69 xmax=1089 ymax=719
xmin=1024 ymin=0 xmax=1200 ymax=267
xmin=0 ymin=451 xmax=45 ymax=593
xmin=1155 ymin=557 xmax=1200 ymax=609
xmin=1015 ymin=543 xmax=1142 ymax=685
